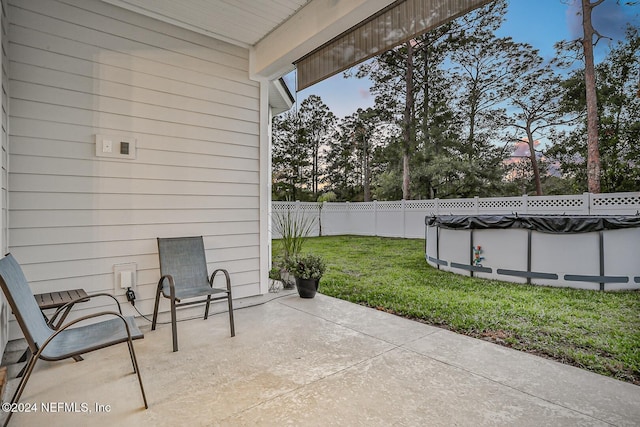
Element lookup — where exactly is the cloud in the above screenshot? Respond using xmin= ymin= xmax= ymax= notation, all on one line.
xmin=566 ymin=1 xmax=637 ymax=41
xmin=510 ymin=139 xmax=541 ymax=158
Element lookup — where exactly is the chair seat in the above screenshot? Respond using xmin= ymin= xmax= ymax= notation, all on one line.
xmin=39 ymin=316 xmax=143 ymax=361
xmin=163 ymin=283 xmax=229 ymax=301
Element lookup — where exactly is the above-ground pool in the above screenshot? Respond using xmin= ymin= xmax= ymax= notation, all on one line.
xmin=425 ymin=214 xmax=640 ymax=291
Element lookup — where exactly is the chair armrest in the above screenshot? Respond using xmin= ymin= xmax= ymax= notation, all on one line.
xmin=210 ymin=269 xmax=232 ymax=293
xmin=158 ymin=275 xmax=174 ymax=288
xmin=48 ymin=292 xmax=123 ymax=328
xmin=158 ymin=274 xmax=179 ymax=301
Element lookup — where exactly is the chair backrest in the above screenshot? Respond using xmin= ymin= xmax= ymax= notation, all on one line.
xmin=157 ymin=236 xmax=209 ymax=291
xmin=0 ymin=254 xmax=53 ymax=352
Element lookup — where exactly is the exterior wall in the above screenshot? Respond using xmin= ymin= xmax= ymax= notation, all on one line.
xmin=0 ymin=0 xmax=8 ymax=354
xmin=6 ymin=0 xmax=263 ymax=339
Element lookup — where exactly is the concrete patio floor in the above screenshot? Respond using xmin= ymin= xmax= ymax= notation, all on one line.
xmin=1 ymin=292 xmax=639 ymax=426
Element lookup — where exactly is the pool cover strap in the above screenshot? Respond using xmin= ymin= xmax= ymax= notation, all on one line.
xmin=425 ymin=215 xmax=640 ymax=234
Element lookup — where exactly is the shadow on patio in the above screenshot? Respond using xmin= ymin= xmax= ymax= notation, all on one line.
xmin=2 ymin=293 xmax=639 ymax=426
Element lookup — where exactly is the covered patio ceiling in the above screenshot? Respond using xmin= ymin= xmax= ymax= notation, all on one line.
xmin=100 ymin=0 xmax=314 ymax=48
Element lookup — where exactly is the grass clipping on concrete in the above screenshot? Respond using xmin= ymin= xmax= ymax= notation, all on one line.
xmin=273 ymin=236 xmax=640 ymax=385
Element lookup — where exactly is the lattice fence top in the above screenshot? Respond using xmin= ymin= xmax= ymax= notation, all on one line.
xmin=406 ymin=201 xmax=436 ymax=210
xmin=272 ymin=202 xmax=297 ymax=210
xmin=479 ymin=198 xmax=524 ymax=209
xmin=437 ymin=199 xmax=476 ymax=210
xmin=377 ymin=201 xmax=403 ymax=211
xmin=591 ymin=192 xmax=640 ymax=208
xmin=298 ymin=203 xmax=320 ymax=211
xmin=273 ymin=192 xmax=640 ymax=216
xmin=527 ymin=196 xmax=585 ymax=208
xmin=346 ymin=203 xmax=375 ymax=211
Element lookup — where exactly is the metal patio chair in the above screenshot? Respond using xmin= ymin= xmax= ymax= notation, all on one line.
xmin=152 ymin=236 xmax=235 ymax=352
xmin=0 ymin=253 xmax=148 ymax=427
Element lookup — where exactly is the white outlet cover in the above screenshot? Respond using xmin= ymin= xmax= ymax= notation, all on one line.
xmin=114 ymin=263 xmax=137 ymax=293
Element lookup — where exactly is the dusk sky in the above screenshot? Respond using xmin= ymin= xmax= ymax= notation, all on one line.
xmin=284 ymin=0 xmax=639 ymax=119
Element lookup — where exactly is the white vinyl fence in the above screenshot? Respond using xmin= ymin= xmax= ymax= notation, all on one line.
xmin=272 ymin=192 xmax=640 ymax=239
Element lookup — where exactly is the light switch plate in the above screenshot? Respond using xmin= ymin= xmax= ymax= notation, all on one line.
xmin=96 ymin=134 xmax=137 ymax=159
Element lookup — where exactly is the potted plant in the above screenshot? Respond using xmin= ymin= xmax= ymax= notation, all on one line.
xmin=292 ymin=253 xmax=326 ymax=298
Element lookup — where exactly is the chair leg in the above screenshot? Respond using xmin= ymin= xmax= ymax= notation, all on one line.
xmin=227 ymin=294 xmax=235 ymax=337
xmin=151 ymin=283 xmax=162 ymax=331
xmin=126 ymin=339 xmax=148 ymax=409
xmin=15 ymin=347 xmax=31 ymax=378
xmin=3 ymin=355 xmax=38 ymax=427
xmin=170 ymin=299 xmax=178 ymax=352
xmin=127 ymin=338 xmax=137 ymax=373
xmin=203 ymin=295 xmax=211 ymax=320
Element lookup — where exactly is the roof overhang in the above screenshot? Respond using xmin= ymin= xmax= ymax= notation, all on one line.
xmin=269 ymin=78 xmax=295 ymax=115
xmin=251 ymin=0 xmax=397 ymax=81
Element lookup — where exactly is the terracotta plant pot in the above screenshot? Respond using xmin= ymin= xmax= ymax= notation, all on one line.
xmin=295 ymin=277 xmax=319 ymax=298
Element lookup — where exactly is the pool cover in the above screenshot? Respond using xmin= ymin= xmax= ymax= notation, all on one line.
xmin=425 ymin=214 xmax=640 ymax=234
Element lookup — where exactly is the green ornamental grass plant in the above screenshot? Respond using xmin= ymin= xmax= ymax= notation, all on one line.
xmin=272 ymin=208 xmax=315 ymax=267
xmin=272 ymin=235 xmax=640 ymax=385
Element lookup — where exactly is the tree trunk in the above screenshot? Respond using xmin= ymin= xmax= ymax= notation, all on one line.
xmin=581 ymin=0 xmax=603 ymax=193
xmin=363 ymin=135 xmax=371 ymax=201
xmin=525 ymin=128 xmax=543 ymax=196
xmin=402 ymin=41 xmax=415 ymax=200
xmin=313 ymin=146 xmax=318 ymax=196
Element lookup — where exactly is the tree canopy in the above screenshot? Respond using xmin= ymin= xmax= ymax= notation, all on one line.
xmin=272 ymin=2 xmax=640 ymax=201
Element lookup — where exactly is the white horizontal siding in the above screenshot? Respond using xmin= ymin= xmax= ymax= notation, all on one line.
xmin=11 ymin=234 xmax=259 ymax=264
xmin=9 ymin=47 xmax=259 ymax=110
xmin=10 ymin=151 xmax=260 ymax=184
xmin=9 ymin=118 xmax=260 ymax=158
xmin=11 ymin=1 xmax=252 ymax=80
xmin=6 ymin=0 xmax=263 ymax=339
xmin=0 ymin=0 xmax=8 ymax=354
xmin=10 ymin=169 xmax=259 ymax=194
xmin=10 ymin=192 xmax=258 ymax=210
xmin=10 ymin=80 xmax=260 ymax=132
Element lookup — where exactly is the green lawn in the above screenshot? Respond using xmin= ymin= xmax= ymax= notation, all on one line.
xmin=273 ymin=235 xmax=640 ymax=385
